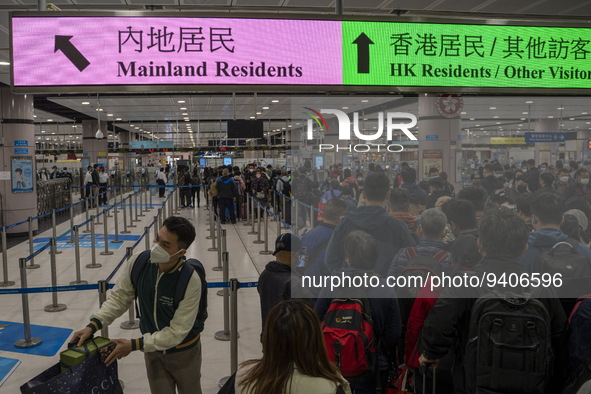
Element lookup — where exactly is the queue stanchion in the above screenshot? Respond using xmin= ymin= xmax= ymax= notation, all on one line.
xmin=67 ymin=203 xmax=75 ymax=243
xmin=230 ymin=278 xmax=239 ymax=373
xmin=121 ymin=196 xmax=131 ymax=233
xmin=83 ymin=197 xmax=91 ymax=233
xmin=144 ymin=227 xmax=150 ymax=250
xmin=174 ymin=187 xmax=180 ymax=214
xmin=282 ymin=194 xmax=287 ymax=228
xmin=215 ymin=229 xmax=227 ymax=289
xmin=86 ymin=216 xmax=102 ymax=269
xmin=112 ymin=194 xmax=123 ymax=243
xmin=149 ymin=185 xmax=154 ymax=210
xmin=277 ymin=211 xmax=282 ymax=236
xmin=137 ymin=187 xmax=145 ymax=217
xmin=143 ymin=184 xmax=150 ymax=213
xmin=120 ymin=247 xmax=140 ymax=330
xmin=213 ymin=219 xmax=223 ymax=272
xmin=134 ymin=191 xmax=140 ymax=221
xmin=168 ymin=190 xmax=173 ymax=218
xmin=50 ymin=209 xmax=62 ymax=254
xmin=100 ymin=209 xmax=113 ymax=256
xmin=207 ymin=207 xmax=218 ymax=252
xmin=294 ymin=199 xmax=299 ymax=235
xmin=206 ymin=204 xmax=215 ymax=240
xmin=243 ymin=194 xmax=251 ymax=227
xmin=215 ymin=252 xmax=231 ymax=342
xmin=27 ymin=217 xmax=40 ymax=269
xmin=44 ymin=238 xmax=67 ymax=312
xmin=248 ymin=198 xmax=258 ymax=235
xmin=253 ymin=202 xmax=264 ymax=245
xmin=98 ymin=280 xmax=109 ymax=338
xmin=260 ymin=208 xmax=272 ymax=255
xmin=0 ymin=227 xmax=15 ymax=287
xmin=129 ymin=195 xmax=137 ymax=226
xmin=70 ymin=225 xmax=88 ymax=285
xmin=15 ymin=258 xmax=42 ymax=349
xmin=310 ymin=204 xmax=314 ymax=229
xmin=95 ymin=194 xmax=102 ymax=225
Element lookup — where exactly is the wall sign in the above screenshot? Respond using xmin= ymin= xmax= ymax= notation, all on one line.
xmin=11 ymin=14 xmax=591 ymax=91
xmin=11 ymin=156 xmax=34 ymax=193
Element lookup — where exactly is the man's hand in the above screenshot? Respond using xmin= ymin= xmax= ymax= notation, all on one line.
xmin=104 ymin=339 xmax=132 ymax=366
xmin=418 ymin=354 xmax=440 ymax=369
xmin=71 ymin=327 xmax=93 ymax=347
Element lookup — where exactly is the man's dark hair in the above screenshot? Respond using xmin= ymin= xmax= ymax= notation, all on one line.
xmin=457 ymin=186 xmax=487 ymax=212
xmin=429 ymin=178 xmax=445 ymax=190
xmin=539 ymin=172 xmax=554 ymax=187
xmin=443 ymin=199 xmax=477 ymax=231
xmin=559 ymin=168 xmax=570 ymax=176
xmin=409 ymin=192 xmax=427 ymax=207
xmin=575 ymin=168 xmax=589 ymax=178
xmin=527 ymin=159 xmax=536 ymax=167
xmin=492 ymin=163 xmax=503 ymax=173
xmin=400 ymin=168 xmax=416 ymax=184
xmin=162 ymin=216 xmax=196 ymax=249
xmin=479 ymin=207 xmax=529 ymax=258
xmin=93 ymin=164 xmax=99 ymax=169
xmin=344 ymin=230 xmax=377 ymax=271
xmin=428 ymin=167 xmax=439 ymax=175
xmin=390 ymin=188 xmax=411 ymax=212
xmin=531 ymin=193 xmax=563 ymax=225
xmin=482 ymin=164 xmax=493 ymax=174
xmin=515 ymin=192 xmax=534 ymax=218
xmin=504 ymin=170 xmax=515 ymax=181
xmin=363 ymin=172 xmax=390 ymax=202
xmin=323 ymin=198 xmax=347 ymax=222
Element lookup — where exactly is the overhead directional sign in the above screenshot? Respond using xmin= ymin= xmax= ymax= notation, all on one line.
xmin=525 ymin=132 xmax=566 ymax=143
xmin=10 ymin=14 xmax=591 ymax=91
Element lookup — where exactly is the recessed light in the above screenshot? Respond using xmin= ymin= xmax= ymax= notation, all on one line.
xmin=41 ymin=130 xmax=45 ymax=133
xmin=51 ymin=132 xmax=55 ymax=135
xmin=271 ymin=100 xmax=279 ymax=103
xmin=361 ymin=99 xmax=369 ymax=103
xmin=557 ymin=107 xmax=564 ymax=110
xmin=522 ymin=112 xmax=528 ymax=115
xmin=107 ymin=114 xmax=113 ymax=117
xmin=521 ymin=118 xmax=526 ymax=121
xmin=0 ymin=62 xmax=10 ymax=66
xmin=342 ymin=107 xmax=349 ymax=110
xmin=180 ymin=107 xmax=187 ymax=110
xmin=526 ymin=101 xmax=534 ymax=104
xmin=582 ymin=112 xmax=588 ymax=115
xmin=33 ymin=115 xmax=37 ymax=118
xmin=250 ymin=116 xmax=255 ymax=119
xmin=178 ymin=100 xmax=185 ymax=104
xmin=262 ymin=106 xmax=269 ymax=110
xmin=548 ymin=116 xmax=554 ymax=118
xmin=570 ymin=118 xmax=575 ymax=120
xmin=47 ymin=119 xmax=53 ymax=122
xmin=256 ymin=112 xmax=262 ymax=115
xmin=182 ymin=113 xmax=188 ymax=116
xmin=82 ymin=102 xmax=90 ymax=105
xmin=489 ymin=107 xmax=496 ymax=110
xmin=493 ymin=116 xmax=499 ymax=119
xmin=116 ymin=118 xmax=122 ymax=121
xmin=470 ymin=118 xmax=475 ymax=121
xmin=519 ymin=124 xmax=523 ymax=127
xmin=496 ymin=122 xmax=501 ymax=124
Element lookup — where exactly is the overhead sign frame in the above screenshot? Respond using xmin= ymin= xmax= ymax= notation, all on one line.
xmin=11 ymin=11 xmax=591 ymax=94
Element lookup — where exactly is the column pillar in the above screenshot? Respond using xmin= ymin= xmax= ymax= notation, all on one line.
xmin=118 ymin=130 xmax=130 ymax=172
xmin=417 ymin=94 xmax=461 ymax=189
xmin=82 ymin=120 xmax=108 ymax=166
xmin=533 ymin=119 xmax=560 ymax=165
xmin=0 ymin=88 xmax=36 ymax=234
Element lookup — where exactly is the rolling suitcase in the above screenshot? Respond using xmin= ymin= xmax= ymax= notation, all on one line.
xmin=421 ymin=363 xmax=436 ymax=394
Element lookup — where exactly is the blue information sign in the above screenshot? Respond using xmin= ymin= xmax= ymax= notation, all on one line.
xmin=525 ymin=132 xmax=565 ymax=143
xmin=425 ymin=135 xmax=439 ymax=141
xmin=14 ymin=140 xmax=28 ymax=146
xmin=14 ymin=148 xmax=28 ymax=154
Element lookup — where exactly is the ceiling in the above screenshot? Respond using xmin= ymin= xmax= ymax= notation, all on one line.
xmin=1 ymin=0 xmax=591 ymax=148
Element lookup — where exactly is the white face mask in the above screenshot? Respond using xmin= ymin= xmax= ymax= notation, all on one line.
xmin=560 ymin=176 xmax=569 ymax=183
xmin=150 ymin=244 xmax=182 ymax=264
xmin=581 ymin=178 xmax=590 ymax=185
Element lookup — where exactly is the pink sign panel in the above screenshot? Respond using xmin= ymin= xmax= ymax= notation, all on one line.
xmin=11 ymin=17 xmax=342 ymax=87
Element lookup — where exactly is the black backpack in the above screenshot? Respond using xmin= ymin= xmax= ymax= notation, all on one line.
xmin=280 ymin=178 xmax=292 ymax=196
xmin=131 ymin=250 xmax=208 ymax=326
xmin=465 ymin=291 xmax=552 ymax=393
xmin=536 ymin=239 xmax=591 ymax=298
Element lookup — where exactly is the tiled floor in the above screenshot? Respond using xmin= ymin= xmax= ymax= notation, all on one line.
xmin=0 ymin=193 xmax=285 ymax=393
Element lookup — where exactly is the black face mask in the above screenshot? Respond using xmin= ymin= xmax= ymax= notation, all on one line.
xmin=517 ymin=185 xmax=527 ymax=193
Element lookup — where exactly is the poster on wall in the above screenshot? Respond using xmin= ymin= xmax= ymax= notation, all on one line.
xmin=11 ymin=156 xmax=34 ymax=193
xmin=422 ymin=150 xmax=443 ymax=180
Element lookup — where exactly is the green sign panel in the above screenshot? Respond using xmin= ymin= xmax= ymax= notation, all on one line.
xmin=343 ymin=21 xmax=591 ymax=88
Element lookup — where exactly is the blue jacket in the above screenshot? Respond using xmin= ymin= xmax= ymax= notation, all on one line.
xmin=521 ymin=228 xmax=591 ymax=273
xmin=324 ymin=206 xmax=414 ymax=276
xmin=301 ymin=223 xmax=335 ymax=271
xmin=388 ymin=239 xmax=452 ymax=278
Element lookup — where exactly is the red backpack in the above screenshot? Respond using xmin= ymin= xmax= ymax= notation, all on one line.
xmin=321 ymin=298 xmax=377 ymax=380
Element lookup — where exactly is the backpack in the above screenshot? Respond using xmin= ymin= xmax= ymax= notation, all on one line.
xmin=464 ymin=291 xmax=552 ymax=394
xmin=321 ymin=298 xmax=377 ymax=380
xmin=280 ymin=178 xmax=291 ymax=197
xmin=400 ymin=247 xmax=448 ymax=299
xmin=131 ymin=250 xmax=208 ymax=327
xmin=536 ymin=239 xmax=591 ymax=298
xmin=177 ymin=173 xmax=187 ymax=187
xmin=233 ymin=178 xmax=243 ymax=196
xmin=568 ymin=295 xmax=591 ymax=368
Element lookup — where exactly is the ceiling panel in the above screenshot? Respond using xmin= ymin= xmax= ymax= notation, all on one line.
xmin=234 ymin=0 xmax=283 ymax=6
xmin=180 ymin=0 xmax=231 ymax=5
xmin=284 ymin=0 xmax=332 ymax=7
